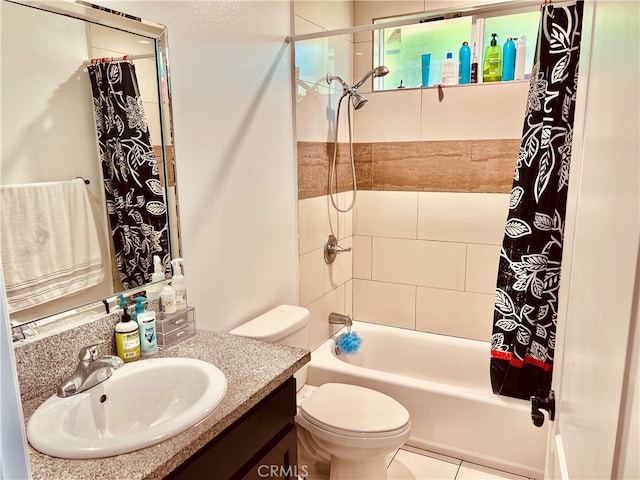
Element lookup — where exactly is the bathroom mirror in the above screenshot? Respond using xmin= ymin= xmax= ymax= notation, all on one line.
xmin=1 ymin=0 xmax=181 ymax=333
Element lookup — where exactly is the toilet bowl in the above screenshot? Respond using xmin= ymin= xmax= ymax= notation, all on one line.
xmin=229 ymin=305 xmax=411 ymax=480
xmin=296 ymin=383 xmax=410 ymax=479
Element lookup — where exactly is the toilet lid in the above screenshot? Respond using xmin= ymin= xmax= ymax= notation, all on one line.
xmin=299 ymin=383 xmax=410 ymax=437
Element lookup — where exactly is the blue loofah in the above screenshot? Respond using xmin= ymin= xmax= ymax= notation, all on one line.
xmin=336 ymin=331 xmax=362 ymax=355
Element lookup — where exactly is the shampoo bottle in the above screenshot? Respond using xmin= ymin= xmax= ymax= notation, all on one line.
xmin=138 ymin=309 xmax=158 ymax=357
xmin=483 ymin=33 xmax=502 ymax=82
xmin=147 ymin=255 xmax=165 ymax=301
xmin=514 ymin=36 xmax=527 ymax=80
xmin=502 ymin=37 xmax=516 ymax=81
xmin=458 ymin=41 xmax=471 ymax=84
xmin=171 ymin=258 xmax=187 ymax=311
xmin=115 ymin=300 xmax=140 ymax=362
xmin=440 ymin=51 xmax=458 ymax=85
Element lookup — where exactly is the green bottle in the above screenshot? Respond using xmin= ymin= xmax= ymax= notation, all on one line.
xmin=483 ymin=33 xmax=502 ymax=82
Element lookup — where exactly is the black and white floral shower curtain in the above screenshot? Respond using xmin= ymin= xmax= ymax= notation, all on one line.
xmin=87 ymin=61 xmax=169 ymax=289
xmin=490 ymin=1 xmax=584 ymax=400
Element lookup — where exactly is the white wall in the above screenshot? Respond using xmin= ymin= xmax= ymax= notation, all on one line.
xmin=93 ymin=1 xmax=299 ymax=333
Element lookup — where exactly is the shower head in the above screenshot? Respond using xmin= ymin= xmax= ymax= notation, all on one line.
xmin=352 ymin=65 xmax=390 ymax=90
xmin=351 ymin=93 xmax=368 ymax=110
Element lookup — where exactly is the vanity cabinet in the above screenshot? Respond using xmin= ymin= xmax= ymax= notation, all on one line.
xmin=167 ymin=377 xmax=298 ymax=480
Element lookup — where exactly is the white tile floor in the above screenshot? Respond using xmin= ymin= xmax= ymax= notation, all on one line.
xmin=386 ymin=445 xmax=536 ymax=480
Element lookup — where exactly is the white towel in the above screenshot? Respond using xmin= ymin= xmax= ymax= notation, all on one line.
xmin=1 ymin=178 xmax=105 ymax=312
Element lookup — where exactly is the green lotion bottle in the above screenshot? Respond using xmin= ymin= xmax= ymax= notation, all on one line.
xmin=483 ymin=33 xmax=502 ymax=82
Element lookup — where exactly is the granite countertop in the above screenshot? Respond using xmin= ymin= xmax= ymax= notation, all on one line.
xmin=22 ymin=330 xmax=310 ymax=480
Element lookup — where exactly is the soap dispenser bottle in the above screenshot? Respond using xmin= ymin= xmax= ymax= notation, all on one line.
xmin=115 ymin=298 xmax=140 ymax=363
xmin=171 ymin=258 xmax=187 ymax=311
xmin=132 ymin=296 xmax=146 ymax=324
xmin=483 ymin=33 xmax=502 ymax=82
xmin=147 ymin=255 xmax=165 ymax=301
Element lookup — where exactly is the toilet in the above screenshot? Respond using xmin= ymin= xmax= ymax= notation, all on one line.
xmin=229 ymin=305 xmax=411 ymax=480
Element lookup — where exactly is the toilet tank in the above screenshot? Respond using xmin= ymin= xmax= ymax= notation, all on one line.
xmin=229 ymin=305 xmax=310 ymax=389
xmin=229 ymin=305 xmax=310 ymax=347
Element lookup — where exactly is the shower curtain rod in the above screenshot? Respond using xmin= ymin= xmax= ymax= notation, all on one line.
xmin=285 ymin=0 xmax=577 ymax=43
xmin=83 ymin=53 xmax=154 ymax=65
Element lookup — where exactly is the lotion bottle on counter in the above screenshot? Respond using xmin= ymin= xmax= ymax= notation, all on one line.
xmin=147 ymin=255 xmax=165 ymax=301
xmin=115 ymin=299 xmax=140 ymax=362
xmin=171 ymin=258 xmax=187 ymax=311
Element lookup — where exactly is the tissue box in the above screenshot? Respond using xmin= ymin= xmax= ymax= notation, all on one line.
xmin=156 ymin=306 xmax=196 ymax=349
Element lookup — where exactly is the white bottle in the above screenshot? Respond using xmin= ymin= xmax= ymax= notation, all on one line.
xmin=161 ymin=285 xmax=176 ymax=314
xmin=147 ymin=255 xmax=165 ymax=301
xmin=440 ymin=51 xmax=458 ymax=85
xmin=171 ymin=258 xmax=187 ymax=311
xmin=515 ymin=36 xmax=527 ymax=80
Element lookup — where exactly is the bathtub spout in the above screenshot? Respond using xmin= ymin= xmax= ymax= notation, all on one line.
xmin=329 ymin=312 xmax=352 ymax=327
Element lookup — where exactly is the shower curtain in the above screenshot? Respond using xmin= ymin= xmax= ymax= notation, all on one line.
xmin=490 ymin=1 xmax=584 ymax=400
xmin=87 ymin=61 xmax=169 ymax=289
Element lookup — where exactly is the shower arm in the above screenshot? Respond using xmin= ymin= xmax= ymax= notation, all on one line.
xmin=326 ymin=74 xmax=350 ymax=94
xmin=327 ymin=73 xmax=371 ymax=97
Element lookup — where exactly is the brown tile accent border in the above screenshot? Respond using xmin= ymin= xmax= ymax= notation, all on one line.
xmin=372 ymin=141 xmax=472 ymax=192
xmin=470 ymin=139 xmax=521 ymax=193
xmin=298 ymin=139 xmax=519 ymax=199
xmin=297 ymin=141 xmax=372 ymax=199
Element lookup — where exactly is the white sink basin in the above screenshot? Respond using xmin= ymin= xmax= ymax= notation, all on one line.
xmin=27 ymin=357 xmax=227 ymax=459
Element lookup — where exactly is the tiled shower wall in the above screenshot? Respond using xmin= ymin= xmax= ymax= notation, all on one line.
xmin=295 ymin=0 xmax=530 ymax=349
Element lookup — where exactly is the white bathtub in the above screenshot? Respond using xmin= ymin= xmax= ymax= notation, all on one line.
xmin=306 ymin=321 xmax=548 ymax=479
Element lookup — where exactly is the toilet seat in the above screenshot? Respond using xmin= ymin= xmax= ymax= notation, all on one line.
xmin=299 ymin=383 xmax=410 ymax=438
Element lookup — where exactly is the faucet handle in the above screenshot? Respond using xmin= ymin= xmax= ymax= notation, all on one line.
xmin=324 ymin=235 xmax=352 ymax=264
xmin=79 ymin=342 xmax=103 ymax=362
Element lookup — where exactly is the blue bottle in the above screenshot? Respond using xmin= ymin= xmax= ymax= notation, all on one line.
xmin=458 ymin=41 xmax=471 ymax=84
xmin=421 ymin=53 xmax=431 ymax=87
xmin=502 ymin=37 xmax=516 ymax=81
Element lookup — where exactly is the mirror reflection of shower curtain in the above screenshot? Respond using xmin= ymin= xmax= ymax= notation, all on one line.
xmin=87 ymin=61 xmax=169 ymax=290
xmin=490 ymin=1 xmax=584 ymax=401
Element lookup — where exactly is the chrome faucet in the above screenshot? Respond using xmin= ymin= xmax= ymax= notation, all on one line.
xmin=57 ymin=342 xmax=124 ymax=397
xmin=329 ymin=312 xmax=352 ymax=327
xmin=11 ymin=320 xmax=39 ymax=342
